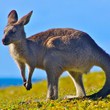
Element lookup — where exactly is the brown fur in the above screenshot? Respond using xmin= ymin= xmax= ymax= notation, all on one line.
xmin=2 ymin=10 xmax=110 ymax=100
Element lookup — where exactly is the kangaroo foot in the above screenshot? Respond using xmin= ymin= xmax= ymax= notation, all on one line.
xmin=64 ymin=95 xmax=84 ymax=100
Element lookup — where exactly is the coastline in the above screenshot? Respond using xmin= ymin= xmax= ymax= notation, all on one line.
xmin=0 ymin=78 xmax=44 ymax=88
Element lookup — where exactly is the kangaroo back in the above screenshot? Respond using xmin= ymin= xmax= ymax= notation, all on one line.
xmin=28 ymin=28 xmax=76 ymax=44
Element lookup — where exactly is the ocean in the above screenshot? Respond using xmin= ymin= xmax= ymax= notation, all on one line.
xmin=0 ymin=78 xmax=43 ymax=88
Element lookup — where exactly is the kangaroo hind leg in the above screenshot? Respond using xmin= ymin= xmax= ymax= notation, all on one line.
xmin=64 ymin=71 xmax=86 ymax=99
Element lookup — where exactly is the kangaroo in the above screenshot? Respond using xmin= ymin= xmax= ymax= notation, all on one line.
xmin=2 ymin=10 xmax=110 ymax=100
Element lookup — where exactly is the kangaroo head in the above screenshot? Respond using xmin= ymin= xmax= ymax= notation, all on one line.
xmin=2 ymin=10 xmax=33 ymax=45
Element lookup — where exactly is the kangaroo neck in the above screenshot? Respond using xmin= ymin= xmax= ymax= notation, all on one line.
xmin=9 ymin=39 xmax=28 ymax=60
xmin=9 ymin=38 xmax=27 ymax=48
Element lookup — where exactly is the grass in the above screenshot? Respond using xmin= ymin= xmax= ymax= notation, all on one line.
xmin=0 ymin=71 xmax=110 ymax=110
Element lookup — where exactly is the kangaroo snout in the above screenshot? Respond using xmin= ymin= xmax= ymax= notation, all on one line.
xmin=2 ymin=37 xmax=10 ymax=45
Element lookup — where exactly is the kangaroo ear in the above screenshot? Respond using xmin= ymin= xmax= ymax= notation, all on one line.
xmin=17 ymin=11 xmax=33 ymax=25
xmin=8 ymin=10 xmax=18 ymax=25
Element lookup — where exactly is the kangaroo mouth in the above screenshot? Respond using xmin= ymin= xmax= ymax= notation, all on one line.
xmin=2 ymin=42 xmax=10 ymax=45
xmin=2 ymin=39 xmax=10 ymax=45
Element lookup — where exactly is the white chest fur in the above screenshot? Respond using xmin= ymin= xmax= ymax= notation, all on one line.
xmin=9 ymin=43 xmax=27 ymax=62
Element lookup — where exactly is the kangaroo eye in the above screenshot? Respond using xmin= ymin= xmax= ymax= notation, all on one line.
xmin=9 ymin=30 xmax=13 ymax=34
xmin=9 ymin=28 xmax=16 ymax=34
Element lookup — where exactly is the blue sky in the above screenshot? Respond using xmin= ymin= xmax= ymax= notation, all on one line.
xmin=0 ymin=0 xmax=110 ymax=78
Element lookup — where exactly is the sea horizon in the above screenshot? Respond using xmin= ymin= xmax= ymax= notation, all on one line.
xmin=0 ymin=77 xmax=45 ymax=88
xmin=0 ymin=70 xmax=101 ymax=88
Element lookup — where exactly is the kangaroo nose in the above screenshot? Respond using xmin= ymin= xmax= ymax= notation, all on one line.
xmin=2 ymin=38 xmax=10 ymax=45
xmin=2 ymin=38 xmax=5 ymax=43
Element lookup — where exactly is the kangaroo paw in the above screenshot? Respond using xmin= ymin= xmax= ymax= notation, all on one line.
xmin=25 ymin=82 xmax=32 ymax=90
xmin=23 ymin=81 xmax=27 ymax=87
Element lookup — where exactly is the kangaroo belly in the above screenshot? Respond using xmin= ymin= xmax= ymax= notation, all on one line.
xmin=56 ymin=52 xmax=93 ymax=73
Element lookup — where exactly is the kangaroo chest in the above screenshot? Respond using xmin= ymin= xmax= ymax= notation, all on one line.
xmin=9 ymin=44 xmax=28 ymax=62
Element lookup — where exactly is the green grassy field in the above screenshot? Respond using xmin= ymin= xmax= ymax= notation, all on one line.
xmin=0 ymin=71 xmax=110 ymax=110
